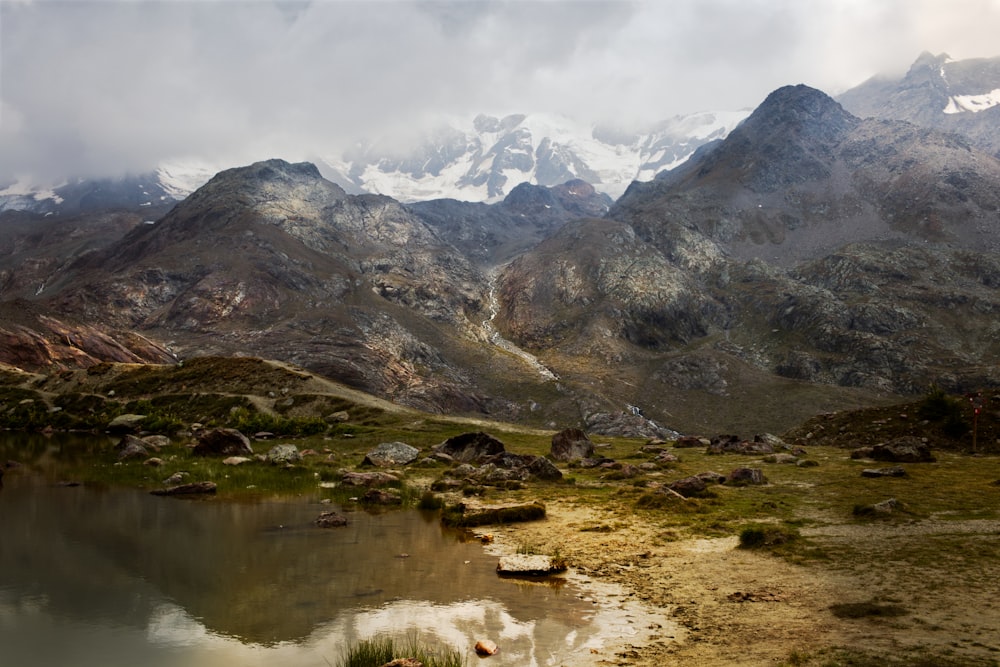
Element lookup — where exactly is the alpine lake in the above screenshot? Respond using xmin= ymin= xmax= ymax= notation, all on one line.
xmin=0 ymin=432 xmax=660 ymax=667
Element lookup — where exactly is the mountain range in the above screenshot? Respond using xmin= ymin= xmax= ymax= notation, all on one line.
xmin=3 ymin=52 xmax=1000 ymax=436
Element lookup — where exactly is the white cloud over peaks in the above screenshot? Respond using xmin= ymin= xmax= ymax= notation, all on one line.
xmin=3 ymin=0 xmax=1000 ymax=185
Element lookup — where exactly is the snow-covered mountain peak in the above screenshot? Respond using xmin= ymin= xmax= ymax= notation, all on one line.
xmin=321 ymin=109 xmax=748 ymax=203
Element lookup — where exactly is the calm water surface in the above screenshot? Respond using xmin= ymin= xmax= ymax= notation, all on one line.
xmin=0 ymin=433 xmax=660 ymax=666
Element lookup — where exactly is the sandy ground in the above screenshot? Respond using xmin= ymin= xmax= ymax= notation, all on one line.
xmin=487 ymin=500 xmax=1000 ymax=666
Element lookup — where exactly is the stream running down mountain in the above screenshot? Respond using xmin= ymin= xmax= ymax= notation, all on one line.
xmin=482 ymin=271 xmax=558 ymax=381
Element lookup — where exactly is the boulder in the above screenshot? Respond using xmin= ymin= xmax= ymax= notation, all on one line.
xmin=115 ymin=434 xmax=150 ymax=460
xmin=707 ymin=435 xmax=774 ymax=455
xmin=870 ymin=437 xmax=936 ymax=463
xmin=725 ymin=468 xmax=767 ymax=486
xmin=150 ymin=481 xmax=217 ymax=496
xmin=266 ymin=444 xmax=302 ymax=465
xmin=668 ymin=475 xmax=708 ymax=498
xmin=526 ymin=455 xmax=563 ymax=481
xmin=341 ymin=471 xmax=399 ymax=487
xmin=753 ymin=433 xmax=787 ymax=449
xmin=363 ymin=441 xmax=420 ymax=467
xmin=193 ymin=428 xmax=253 ymax=457
xmin=141 ymin=435 xmax=171 ymax=449
xmin=107 ymin=413 xmax=146 ymax=435
xmin=696 ymin=471 xmax=727 ymax=484
xmin=550 ymin=428 xmax=595 ymax=462
xmin=433 ymin=432 xmax=506 ymax=463
xmin=674 ymin=436 xmax=710 ymax=448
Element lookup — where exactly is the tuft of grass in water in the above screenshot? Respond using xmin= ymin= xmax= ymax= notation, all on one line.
xmin=337 ymin=635 xmax=465 ymax=667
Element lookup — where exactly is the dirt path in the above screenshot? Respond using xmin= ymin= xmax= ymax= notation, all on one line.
xmin=487 ymin=500 xmax=1000 ymax=665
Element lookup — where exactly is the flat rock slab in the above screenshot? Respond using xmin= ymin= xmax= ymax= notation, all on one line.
xmin=497 ymin=554 xmax=567 ymax=577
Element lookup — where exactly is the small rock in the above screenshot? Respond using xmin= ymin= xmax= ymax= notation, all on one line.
xmin=861 ymin=466 xmax=907 ymax=478
xmin=223 ymin=456 xmax=252 ymax=466
xmin=497 ymin=554 xmax=567 ymax=577
xmin=474 ymin=639 xmax=499 ymax=656
xmin=143 ymin=457 xmax=164 ymax=467
xmin=141 ymin=435 xmax=171 ymax=449
xmin=163 ymin=472 xmax=187 ymax=485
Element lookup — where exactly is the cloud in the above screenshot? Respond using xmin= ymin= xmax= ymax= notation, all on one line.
xmin=2 ymin=0 xmax=1000 ymax=184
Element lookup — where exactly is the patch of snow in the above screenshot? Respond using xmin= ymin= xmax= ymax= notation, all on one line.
xmin=943 ymin=89 xmax=1000 ymax=114
xmin=156 ymin=160 xmax=220 ymax=198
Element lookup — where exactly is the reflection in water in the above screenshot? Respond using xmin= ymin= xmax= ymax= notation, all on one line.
xmin=0 ymin=434 xmax=670 ymax=666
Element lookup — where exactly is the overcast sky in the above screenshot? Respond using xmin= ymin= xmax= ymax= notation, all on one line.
xmin=2 ymin=0 xmax=1000 ymax=184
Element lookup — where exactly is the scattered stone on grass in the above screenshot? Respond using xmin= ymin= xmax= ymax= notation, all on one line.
xmin=363 ymin=441 xmax=420 ymax=467
xmin=433 ymin=432 xmax=506 ymax=463
xmin=725 ymin=468 xmax=767 ymax=486
xmin=861 ymin=466 xmax=907 ymax=478
xmin=668 ymin=475 xmax=708 ymax=498
xmin=193 ymin=428 xmax=253 ymax=457
xmin=107 ymin=413 xmax=146 ymax=435
xmin=266 ymin=444 xmax=302 ymax=465
xmin=550 ymin=428 xmax=595 ymax=462
xmin=223 ymin=456 xmax=252 ymax=466
xmin=341 ymin=471 xmax=399 ymax=487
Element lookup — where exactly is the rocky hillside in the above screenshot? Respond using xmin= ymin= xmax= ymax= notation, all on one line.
xmin=495 ymin=84 xmax=1000 ymax=427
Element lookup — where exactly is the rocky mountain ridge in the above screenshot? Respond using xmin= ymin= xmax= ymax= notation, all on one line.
xmin=4 ymin=59 xmax=1000 ymax=435
xmin=838 ymin=51 xmax=1000 ymax=159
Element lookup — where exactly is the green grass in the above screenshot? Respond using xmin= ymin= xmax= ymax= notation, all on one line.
xmin=337 ymin=635 xmax=465 ymax=667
